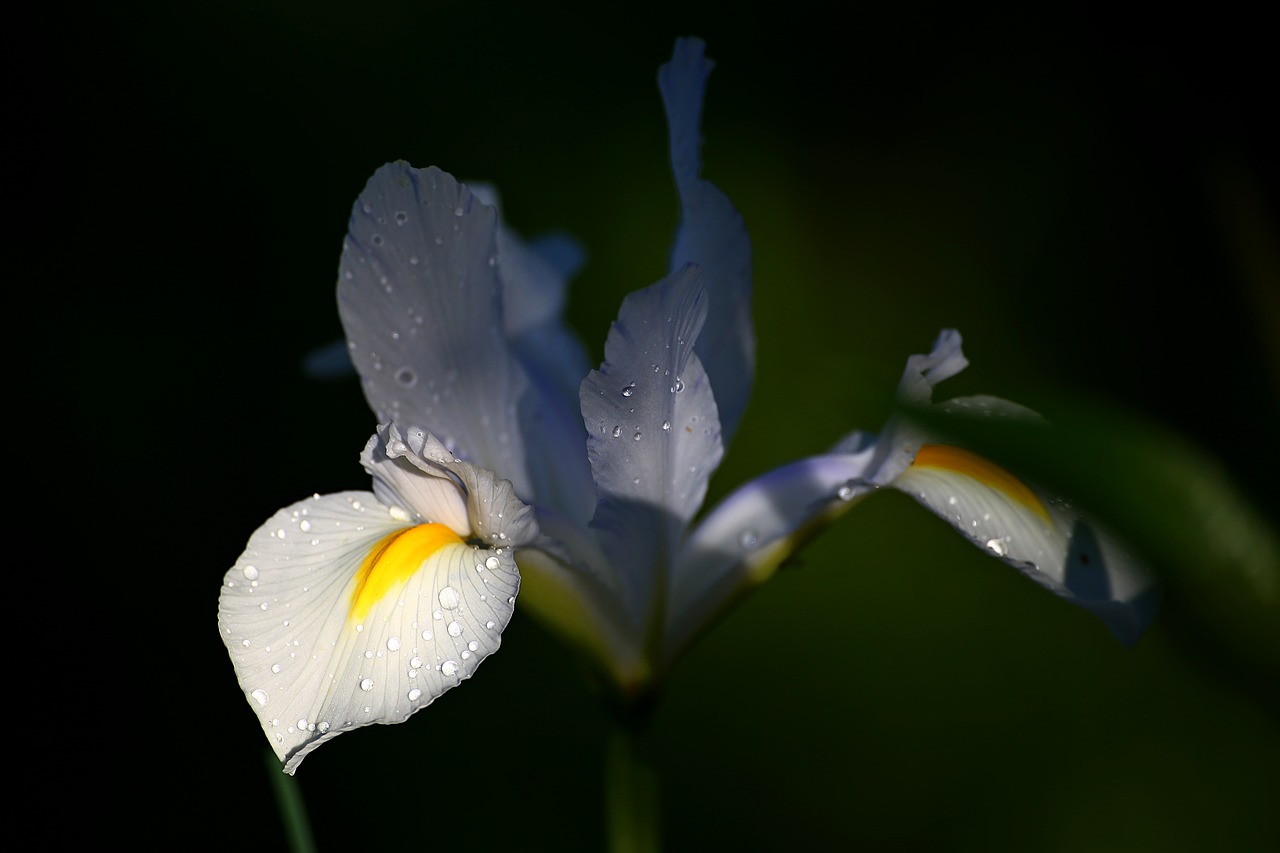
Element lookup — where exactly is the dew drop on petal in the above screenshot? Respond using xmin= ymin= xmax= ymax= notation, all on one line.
xmin=986 ymin=538 xmax=1008 ymax=557
xmin=485 ymin=556 xmax=500 ymax=571
xmin=447 ymin=621 xmax=464 ymax=638
xmin=441 ymin=660 xmax=459 ymax=677
xmin=611 ymin=425 xmax=622 ymax=438
xmin=359 ymin=678 xmax=374 ymax=691
xmin=408 ymin=688 xmax=422 ymax=701
xmin=251 ymin=689 xmax=268 ymax=706
xmin=740 ymin=530 xmax=760 ymax=550
xmin=386 ymin=637 xmax=401 ymax=652
xmin=621 ymin=383 xmax=635 ymax=397
xmin=837 ymin=485 xmax=856 ymax=501
xmin=438 ymin=586 xmax=460 ymax=609
xmin=662 ymin=420 xmax=671 ymax=431
xmin=242 ymin=566 xmax=259 ymax=581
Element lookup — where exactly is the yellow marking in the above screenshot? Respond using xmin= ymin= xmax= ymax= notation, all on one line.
xmin=911 ymin=444 xmax=1051 ymax=523
xmin=351 ymin=523 xmax=462 ymax=623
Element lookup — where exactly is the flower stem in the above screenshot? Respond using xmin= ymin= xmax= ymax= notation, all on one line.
xmin=605 ymin=708 xmax=661 ymax=853
xmin=265 ymin=749 xmax=317 ymax=853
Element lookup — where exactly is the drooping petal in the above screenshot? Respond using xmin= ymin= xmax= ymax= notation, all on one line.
xmin=890 ymin=443 xmax=1159 ymax=644
xmin=580 ymin=263 xmax=723 ymax=620
xmin=337 ymin=163 xmax=532 ymax=496
xmin=659 ymin=37 xmax=754 ymax=446
xmin=837 ymin=330 xmax=1159 ymax=644
xmin=217 ymin=490 xmax=520 ymax=774
xmin=667 ymin=447 xmax=880 ymax=665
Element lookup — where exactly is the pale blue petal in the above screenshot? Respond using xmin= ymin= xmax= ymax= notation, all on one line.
xmin=580 ymin=263 xmax=723 ymax=617
xmin=455 ymin=181 xmax=595 ymax=524
xmin=337 ymin=163 xmax=532 ymax=496
xmin=667 ymin=447 xmax=879 ymax=664
xmin=659 ymin=37 xmax=755 ymax=446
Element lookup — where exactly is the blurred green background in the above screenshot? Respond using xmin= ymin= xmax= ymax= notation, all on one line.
xmin=75 ymin=2 xmax=1277 ymax=850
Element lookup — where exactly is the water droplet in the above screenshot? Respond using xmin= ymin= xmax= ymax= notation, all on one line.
xmin=395 ymin=367 xmax=417 ymax=387
xmin=611 ymin=425 xmax=622 ymax=438
xmin=394 ymin=210 xmax=408 ymax=225
xmin=387 ymin=637 xmax=401 ymax=652
xmin=441 ymin=660 xmax=459 ymax=677
xmin=242 ymin=565 xmax=259 ymax=580
xmin=739 ymin=530 xmax=760 ymax=550
xmin=408 ymin=254 xmax=420 ymax=265
xmin=359 ymin=678 xmax=374 ymax=691
xmin=454 ymin=206 xmax=465 ymax=217
xmin=317 ymin=721 xmax=330 ymax=733
xmin=421 ymin=629 xmax=433 ymax=641
xmin=251 ymin=689 xmax=268 ymax=706
xmin=837 ymin=485 xmax=855 ymax=501
xmin=485 ymin=620 xmax=496 ymax=630
xmin=447 ymin=621 xmax=464 ymax=637
xmin=621 ymin=383 xmax=635 ymax=397
xmin=986 ymin=538 xmax=1008 ymax=557
xmin=661 ymin=420 xmax=671 ymax=431
xmin=947 ymin=496 xmax=957 ymax=506
xmin=485 ymin=556 xmax=500 ymax=571
xmin=408 ymin=688 xmax=422 ymax=701
xmin=672 ymin=377 xmax=685 ymax=393
xmin=438 ymin=586 xmax=460 ymax=609
xmin=633 ymin=431 xmax=642 ymax=441
xmin=271 ymin=664 xmax=281 ymax=674
xmin=372 ymin=234 xmax=384 ymax=246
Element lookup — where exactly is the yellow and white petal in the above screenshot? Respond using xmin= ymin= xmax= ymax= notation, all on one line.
xmin=891 ymin=443 xmax=1158 ymax=644
xmin=217 ymin=490 xmax=520 ymax=773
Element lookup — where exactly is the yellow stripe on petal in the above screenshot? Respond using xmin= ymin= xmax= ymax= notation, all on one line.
xmin=911 ymin=444 xmax=1051 ymax=524
xmin=351 ymin=523 xmax=463 ymax=623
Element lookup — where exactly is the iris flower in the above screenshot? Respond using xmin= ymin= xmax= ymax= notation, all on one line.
xmin=218 ymin=37 xmax=1157 ymax=774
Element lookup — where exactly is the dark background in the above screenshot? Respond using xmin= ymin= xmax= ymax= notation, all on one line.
xmin=52 ymin=2 xmax=1279 ymax=850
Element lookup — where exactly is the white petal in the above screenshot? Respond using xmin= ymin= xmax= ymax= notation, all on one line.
xmin=217 ymin=491 xmax=519 ymax=773
xmin=367 ymin=423 xmax=539 ymax=548
xmin=891 ymin=443 xmax=1158 ymax=644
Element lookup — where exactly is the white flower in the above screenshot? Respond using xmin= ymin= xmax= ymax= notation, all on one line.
xmin=221 ymin=37 xmax=1158 ymax=770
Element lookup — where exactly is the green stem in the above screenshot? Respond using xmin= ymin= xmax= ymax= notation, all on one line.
xmin=605 ymin=710 xmax=661 ymax=853
xmin=265 ymin=750 xmax=318 ymax=853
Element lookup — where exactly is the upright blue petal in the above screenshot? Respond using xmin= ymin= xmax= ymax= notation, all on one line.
xmin=659 ymin=37 xmax=755 ymax=447
xmin=580 ymin=264 xmax=724 ymax=621
xmin=337 ymin=163 xmax=533 ymax=496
